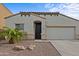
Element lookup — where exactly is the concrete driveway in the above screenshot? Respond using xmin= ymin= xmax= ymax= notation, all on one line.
xmin=50 ymin=40 xmax=79 ymax=56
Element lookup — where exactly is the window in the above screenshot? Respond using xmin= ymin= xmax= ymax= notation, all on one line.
xmin=15 ymin=24 xmax=24 ymax=30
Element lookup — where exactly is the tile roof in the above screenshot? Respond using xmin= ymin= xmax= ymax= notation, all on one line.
xmin=5 ymin=12 xmax=79 ymax=21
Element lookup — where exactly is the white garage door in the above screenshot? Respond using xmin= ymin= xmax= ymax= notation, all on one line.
xmin=47 ymin=27 xmax=75 ymax=39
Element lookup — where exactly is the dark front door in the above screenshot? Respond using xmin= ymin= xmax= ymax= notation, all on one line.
xmin=34 ymin=21 xmax=41 ymax=39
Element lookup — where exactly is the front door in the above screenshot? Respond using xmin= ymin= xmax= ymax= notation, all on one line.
xmin=34 ymin=21 xmax=41 ymax=39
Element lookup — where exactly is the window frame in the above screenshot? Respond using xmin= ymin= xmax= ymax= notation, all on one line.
xmin=15 ymin=23 xmax=24 ymax=31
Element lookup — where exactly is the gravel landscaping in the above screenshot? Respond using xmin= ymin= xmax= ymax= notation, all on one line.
xmin=0 ymin=40 xmax=61 ymax=56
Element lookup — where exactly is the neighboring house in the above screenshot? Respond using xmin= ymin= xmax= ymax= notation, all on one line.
xmin=0 ymin=4 xmax=12 ymax=29
xmin=5 ymin=12 xmax=79 ymax=40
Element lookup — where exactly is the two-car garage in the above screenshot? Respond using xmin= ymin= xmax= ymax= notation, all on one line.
xmin=47 ymin=26 xmax=75 ymax=40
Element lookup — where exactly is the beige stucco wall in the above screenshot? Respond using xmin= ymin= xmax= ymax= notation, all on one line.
xmin=0 ymin=4 xmax=12 ymax=29
xmin=5 ymin=14 xmax=46 ymax=39
xmin=5 ymin=14 xmax=79 ymax=39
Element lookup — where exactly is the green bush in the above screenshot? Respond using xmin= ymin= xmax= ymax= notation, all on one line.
xmin=0 ymin=27 xmax=23 ymax=44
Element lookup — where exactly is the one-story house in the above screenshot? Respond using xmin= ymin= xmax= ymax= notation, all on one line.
xmin=5 ymin=12 xmax=79 ymax=40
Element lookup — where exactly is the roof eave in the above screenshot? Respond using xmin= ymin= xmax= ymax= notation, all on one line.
xmin=59 ymin=13 xmax=79 ymax=21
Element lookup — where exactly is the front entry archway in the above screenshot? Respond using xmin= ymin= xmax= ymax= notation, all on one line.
xmin=34 ymin=21 xmax=42 ymax=39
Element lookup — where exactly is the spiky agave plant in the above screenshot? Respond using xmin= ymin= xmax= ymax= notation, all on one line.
xmin=0 ymin=27 xmax=23 ymax=44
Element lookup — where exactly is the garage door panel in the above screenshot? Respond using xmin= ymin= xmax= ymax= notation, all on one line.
xmin=47 ymin=28 xmax=75 ymax=39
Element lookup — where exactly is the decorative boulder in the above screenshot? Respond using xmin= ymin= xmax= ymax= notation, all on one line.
xmin=27 ymin=45 xmax=36 ymax=50
xmin=13 ymin=45 xmax=26 ymax=51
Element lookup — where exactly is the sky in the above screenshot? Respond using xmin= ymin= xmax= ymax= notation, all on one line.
xmin=3 ymin=3 xmax=79 ymax=20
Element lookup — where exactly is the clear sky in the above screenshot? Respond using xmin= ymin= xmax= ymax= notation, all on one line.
xmin=3 ymin=3 xmax=49 ymax=13
xmin=3 ymin=3 xmax=79 ymax=20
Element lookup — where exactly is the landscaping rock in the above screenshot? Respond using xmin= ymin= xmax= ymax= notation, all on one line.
xmin=27 ymin=45 xmax=36 ymax=50
xmin=13 ymin=45 xmax=26 ymax=51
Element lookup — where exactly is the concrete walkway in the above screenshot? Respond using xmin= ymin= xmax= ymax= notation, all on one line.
xmin=50 ymin=40 xmax=79 ymax=56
